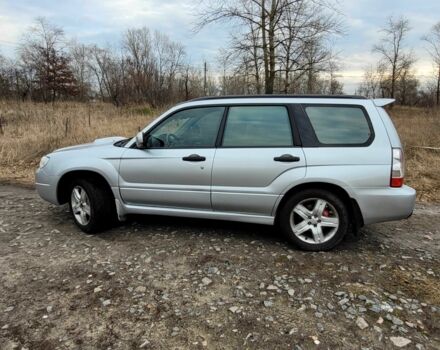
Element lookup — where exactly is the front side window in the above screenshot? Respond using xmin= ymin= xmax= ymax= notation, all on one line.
xmin=147 ymin=107 xmax=224 ymax=148
xmin=304 ymin=106 xmax=372 ymax=145
xmin=222 ymin=106 xmax=293 ymax=147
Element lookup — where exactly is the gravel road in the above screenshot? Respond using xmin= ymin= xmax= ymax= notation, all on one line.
xmin=0 ymin=184 xmax=439 ymax=349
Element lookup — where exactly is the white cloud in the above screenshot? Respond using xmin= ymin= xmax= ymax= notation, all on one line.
xmin=1 ymin=0 xmax=439 ymax=92
xmin=86 ymin=0 xmax=194 ymax=31
xmin=0 ymin=15 xmax=24 ymax=43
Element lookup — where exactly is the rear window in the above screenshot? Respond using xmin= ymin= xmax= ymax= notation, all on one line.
xmin=222 ymin=106 xmax=293 ymax=147
xmin=304 ymin=106 xmax=372 ymax=145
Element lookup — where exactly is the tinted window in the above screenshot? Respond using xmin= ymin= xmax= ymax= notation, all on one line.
xmin=304 ymin=106 xmax=372 ymax=144
xmin=222 ymin=106 xmax=293 ymax=147
xmin=148 ymin=107 xmax=224 ymax=148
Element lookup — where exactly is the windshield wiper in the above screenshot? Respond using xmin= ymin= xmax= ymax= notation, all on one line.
xmin=114 ymin=138 xmax=130 ymax=147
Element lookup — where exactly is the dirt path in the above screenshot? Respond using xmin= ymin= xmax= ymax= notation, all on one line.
xmin=0 ymin=185 xmax=439 ymax=349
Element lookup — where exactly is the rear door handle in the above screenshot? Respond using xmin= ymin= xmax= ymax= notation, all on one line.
xmin=182 ymin=154 xmax=206 ymax=162
xmin=274 ymin=154 xmax=300 ymax=162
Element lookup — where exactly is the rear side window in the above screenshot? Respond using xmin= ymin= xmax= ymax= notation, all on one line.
xmin=222 ymin=106 xmax=293 ymax=147
xmin=304 ymin=106 xmax=372 ymax=145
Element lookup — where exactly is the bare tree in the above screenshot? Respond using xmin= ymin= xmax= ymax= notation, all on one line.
xmin=0 ymin=54 xmax=15 ymax=98
xmin=164 ymin=41 xmax=185 ymax=94
xmin=396 ymin=68 xmax=419 ymax=105
xmin=151 ymin=31 xmax=185 ymax=104
xmin=18 ymin=17 xmax=78 ymax=102
xmin=325 ymin=59 xmax=343 ymax=95
xmin=123 ymin=27 xmax=155 ymax=103
xmin=196 ymin=0 xmax=341 ymax=94
xmin=248 ymin=22 xmax=263 ymax=93
xmin=357 ymin=65 xmax=381 ymax=98
xmin=217 ymin=49 xmax=232 ymax=95
xmin=303 ymin=38 xmax=334 ymax=93
xmin=226 ymin=22 xmax=263 ymax=94
xmin=88 ymin=46 xmax=125 ymax=106
xmin=181 ymin=64 xmax=192 ymax=100
xmin=423 ymin=22 xmax=440 ymax=106
xmin=373 ymin=16 xmax=415 ymax=100
xmin=179 ymin=63 xmax=208 ymax=99
xmin=69 ymin=41 xmax=92 ymax=101
xmin=278 ymin=1 xmax=337 ymax=93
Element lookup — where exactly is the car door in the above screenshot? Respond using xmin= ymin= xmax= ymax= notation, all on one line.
xmin=119 ymin=106 xmax=225 ymax=209
xmin=211 ymin=105 xmax=306 ymax=216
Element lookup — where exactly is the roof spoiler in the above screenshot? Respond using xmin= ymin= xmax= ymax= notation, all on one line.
xmin=373 ymin=98 xmax=396 ymax=107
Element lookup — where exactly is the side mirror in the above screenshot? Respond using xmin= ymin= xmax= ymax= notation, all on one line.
xmin=136 ymin=132 xmax=146 ymax=149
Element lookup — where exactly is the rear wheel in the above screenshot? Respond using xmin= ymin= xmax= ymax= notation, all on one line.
xmin=68 ymin=178 xmax=116 ymax=233
xmin=279 ymin=189 xmax=349 ymax=251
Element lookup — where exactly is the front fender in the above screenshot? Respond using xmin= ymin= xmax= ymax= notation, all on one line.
xmin=35 ymin=156 xmax=122 ymax=206
xmin=56 ymin=159 xmax=120 ymax=188
xmin=53 ymin=152 xmax=121 ymax=189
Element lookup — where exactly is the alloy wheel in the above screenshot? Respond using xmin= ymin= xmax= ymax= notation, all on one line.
xmin=289 ymin=198 xmax=339 ymax=244
xmin=71 ymin=185 xmax=91 ymax=226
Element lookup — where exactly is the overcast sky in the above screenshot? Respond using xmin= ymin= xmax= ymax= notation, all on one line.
xmin=0 ymin=0 xmax=439 ymax=92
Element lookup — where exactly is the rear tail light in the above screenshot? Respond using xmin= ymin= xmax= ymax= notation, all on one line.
xmin=390 ymin=148 xmax=404 ymax=187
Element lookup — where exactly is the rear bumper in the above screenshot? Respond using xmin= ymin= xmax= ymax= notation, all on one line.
xmin=354 ymin=185 xmax=416 ymax=225
xmin=35 ymin=168 xmax=60 ymax=205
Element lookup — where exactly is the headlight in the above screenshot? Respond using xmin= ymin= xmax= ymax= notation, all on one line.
xmin=39 ymin=156 xmax=50 ymax=169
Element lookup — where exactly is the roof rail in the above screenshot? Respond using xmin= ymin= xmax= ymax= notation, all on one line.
xmin=190 ymin=94 xmax=367 ymax=101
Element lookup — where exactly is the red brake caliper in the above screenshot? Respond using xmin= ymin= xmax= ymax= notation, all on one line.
xmin=322 ymin=208 xmax=330 ymax=217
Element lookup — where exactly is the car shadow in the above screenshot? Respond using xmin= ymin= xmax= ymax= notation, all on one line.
xmin=127 ymin=214 xmax=284 ymax=243
xmin=100 ymin=213 xmax=367 ymax=252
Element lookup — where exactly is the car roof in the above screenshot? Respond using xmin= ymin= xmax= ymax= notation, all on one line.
xmin=190 ymin=94 xmax=367 ymax=102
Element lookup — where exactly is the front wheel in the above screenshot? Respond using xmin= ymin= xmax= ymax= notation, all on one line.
xmin=69 ymin=178 xmax=116 ymax=233
xmin=279 ymin=189 xmax=349 ymax=251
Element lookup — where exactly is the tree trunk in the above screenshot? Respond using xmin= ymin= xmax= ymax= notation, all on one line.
xmin=253 ymin=44 xmax=261 ymax=94
xmin=307 ymin=67 xmax=313 ymax=93
xmin=265 ymin=0 xmax=277 ymax=94
xmin=261 ymin=0 xmax=270 ymax=94
xmin=284 ymin=68 xmax=289 ymax=94
xmin=283 ymin=41 xmax=291 ymax=94
xmin=437 ymin=65 xmax=440 ymax=106
xmin=391 ymin=63 xmax=396 ymax=99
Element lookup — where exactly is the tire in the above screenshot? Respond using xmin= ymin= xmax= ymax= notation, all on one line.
xmin=278 ymin=189 xmax=349 ymax=251
xmin=68 ymin=177 xmax=116 ymax=233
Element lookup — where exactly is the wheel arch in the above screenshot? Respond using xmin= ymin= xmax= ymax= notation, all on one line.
xmin=274 ymin=182 xmax=364 ymax=229
xmin=57 ymin=170 xmax=114 ymax=205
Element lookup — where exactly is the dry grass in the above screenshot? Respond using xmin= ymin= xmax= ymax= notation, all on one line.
xmin=388 ymin=106 xmax=440 ymax=202
xmin=391 ymin=268 xmax=440 ymax=305
xmin=0 ymin=101 xmax=156 ymax=185
xmin=0 ymin=101 xmax=439 ymax=201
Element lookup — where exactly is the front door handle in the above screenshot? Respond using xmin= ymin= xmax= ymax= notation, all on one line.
xmin=182 ymin=154 xmax=206 ymax=162
xmin=274 ymin=154 xmax=300 ymax=162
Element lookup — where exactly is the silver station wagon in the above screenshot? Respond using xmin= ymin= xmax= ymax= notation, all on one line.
xmin=36 ymin=95 xmax=416 ymax=251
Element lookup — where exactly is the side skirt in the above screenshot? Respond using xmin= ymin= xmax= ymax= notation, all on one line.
xmin=116 ymin=202 xmax=275 ymax=225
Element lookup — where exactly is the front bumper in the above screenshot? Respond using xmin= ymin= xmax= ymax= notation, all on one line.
xmin=35 ymin=168 xmax=60 ymax=205
xmin=354 ymin=185 xmax=416 ymax=225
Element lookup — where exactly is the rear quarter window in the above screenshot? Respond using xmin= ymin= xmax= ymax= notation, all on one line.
xmin=304 ymin=105 xmax=372 ymax=145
